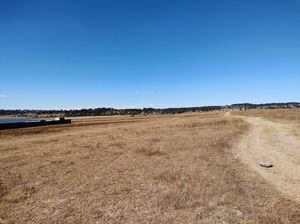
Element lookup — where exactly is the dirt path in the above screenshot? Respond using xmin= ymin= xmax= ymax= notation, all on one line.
xmin=229 ymin=112 xmax=300 ymax=203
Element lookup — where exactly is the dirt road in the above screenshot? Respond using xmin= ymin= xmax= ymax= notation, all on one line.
xmin=228 ymin=112 xmax=300 ymax=203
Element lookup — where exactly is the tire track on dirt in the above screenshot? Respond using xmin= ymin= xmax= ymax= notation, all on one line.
xmin=228 ymin=112 xmax=300 ymax=203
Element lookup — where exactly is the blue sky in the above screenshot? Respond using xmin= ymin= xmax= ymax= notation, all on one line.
xmin=0 ymin=0 xmax=300 ymax=109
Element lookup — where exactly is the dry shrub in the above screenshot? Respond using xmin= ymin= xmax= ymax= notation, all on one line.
xmin=134 ymin=147 xmax=166 ymax=156
xmin=4 ymin=185 xmax=36 ymax=203
xmin=0 ymin=180 xmax=8 ymax=198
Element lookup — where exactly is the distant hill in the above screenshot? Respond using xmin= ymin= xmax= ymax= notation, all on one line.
xmin=0 ymin=102 xmax=299 ymax=117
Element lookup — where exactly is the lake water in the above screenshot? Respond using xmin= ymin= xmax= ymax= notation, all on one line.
xmin=0 ymin=118 xmax=40 ymax=124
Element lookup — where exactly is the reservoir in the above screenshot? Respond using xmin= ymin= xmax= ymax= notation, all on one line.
xmin=0 ymin=118 xmax=40 ymax=124
xmin=0 ymin=117 xmax=71 ymax=130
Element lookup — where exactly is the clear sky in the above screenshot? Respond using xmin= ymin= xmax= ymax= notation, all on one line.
xmin=0 ymin=0 xmax=300 ymax=109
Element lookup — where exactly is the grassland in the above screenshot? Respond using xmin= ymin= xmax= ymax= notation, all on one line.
xmin=232 ymin=108 xmax=300 ymax=122
xmin=0 ymin=112 xmax=300 ymax=223
xmin=232 ymin=108 xmax=300 ymax=139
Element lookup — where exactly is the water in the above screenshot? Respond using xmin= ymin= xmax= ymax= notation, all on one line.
xmin=0 ymin=118 xmax=40 ymax=124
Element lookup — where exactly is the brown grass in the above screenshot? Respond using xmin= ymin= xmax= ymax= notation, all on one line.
xmin=0 ymin=112 xmax=299 ymax=223
xmin=232 ymin=108 xmax=300 ymax=139
xmin=232 ymin=108 xmax=300 ymax=123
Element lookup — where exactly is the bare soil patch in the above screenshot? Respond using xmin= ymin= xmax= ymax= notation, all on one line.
xmin=233 ymin=115 xmax=300 ymax=203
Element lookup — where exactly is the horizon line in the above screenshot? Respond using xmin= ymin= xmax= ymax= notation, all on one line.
xmin=1 ymin=102 xmax=299 ymax=111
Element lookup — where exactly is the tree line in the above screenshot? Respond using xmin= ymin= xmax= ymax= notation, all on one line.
xmin=0 ymin=102 xmax=299 ymax=117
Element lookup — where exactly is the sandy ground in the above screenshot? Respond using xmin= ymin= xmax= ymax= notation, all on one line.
xmin=229 ymin=112 xmax=300 ymax=203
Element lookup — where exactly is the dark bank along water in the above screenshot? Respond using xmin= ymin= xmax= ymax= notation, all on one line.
xmin=0 ymin=118 xmax=40 ymax=124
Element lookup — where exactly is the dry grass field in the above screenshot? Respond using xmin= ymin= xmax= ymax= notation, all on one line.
xmin=232 ymin=108 xmax=300 ymax=122
xmin=1 ymin=112 xmax=300 ymax=223
xmin=232 ymin=109 xmax=300 ymax=139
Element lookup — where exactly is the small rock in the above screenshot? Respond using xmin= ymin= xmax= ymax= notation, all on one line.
xmin=231 ymin=208 xmax=243 ymax=217
xmin=259 ymin=161 xmax=273 ymax=168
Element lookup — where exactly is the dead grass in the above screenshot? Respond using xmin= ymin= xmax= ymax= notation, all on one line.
xmin=0 ymin=112 xmax=299 ymax=223
xmin=232 ymin=109 xmax=300 ymax=122
xmin=232 ymin=109 xmax=300 ymax=139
